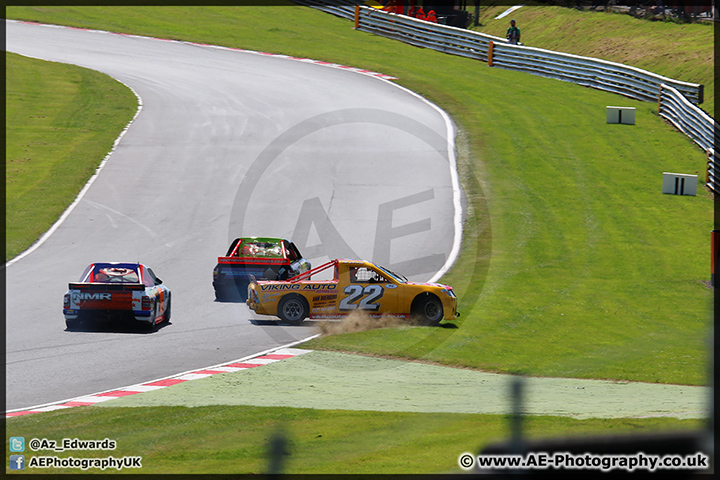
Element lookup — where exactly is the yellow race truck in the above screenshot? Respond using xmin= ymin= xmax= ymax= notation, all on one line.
xmin=246 ymin=259 xmax=459 ymax=325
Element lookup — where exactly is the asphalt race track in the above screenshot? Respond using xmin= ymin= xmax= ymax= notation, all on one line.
xmin=5 ymin=20 xmax=461 ymax=411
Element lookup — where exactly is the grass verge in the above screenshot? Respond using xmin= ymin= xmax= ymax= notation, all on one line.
xmin=473 ymin=3 xmax=714 ymax=118
xmin=5 ymin=52 xmax=137 ymax=260
xmin=5 ymin=405 xmax=704 ymax=474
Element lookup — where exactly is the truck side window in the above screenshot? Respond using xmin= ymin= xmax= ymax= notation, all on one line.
xmin=353 ymin=267 xmax=387 ymax=283
xmin=287 ymin=242 xmax=300 ymax=261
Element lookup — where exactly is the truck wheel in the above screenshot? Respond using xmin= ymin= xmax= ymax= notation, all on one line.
xmin=163 ymin=297 xmax=171 ymax=323
xmin=214 ymin=289 xmax=226 ymax=302
xmin=277 ymin=295 xmax=308 ymax=325
xmin=65 ymin=319 xmax=79 ymax=330
xmin=66 ymin=311 xmax=88 ymax=330
xmin=413 ymin=295 xmax=443 ymax=326
xmin=139 ymin=304 xmax=158 ymax=331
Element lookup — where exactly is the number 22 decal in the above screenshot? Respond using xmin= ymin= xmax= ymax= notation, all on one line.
xmin=339 ymin=285 xmax=384 ymax=311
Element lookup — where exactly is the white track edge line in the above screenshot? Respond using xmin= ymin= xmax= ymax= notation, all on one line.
xmin=6 ymin=334 xmax=320 ymax=414
xmin=5 ymin=39 xmax=144 ymax=267
xmin=372 ymin=78 xmax=463 ymax=283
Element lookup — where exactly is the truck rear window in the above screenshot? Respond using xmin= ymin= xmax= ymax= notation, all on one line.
xmin=238 ymin=241 xmax=284 ymax=258
xmin=92 ymin=267 xmax=140 ymax=283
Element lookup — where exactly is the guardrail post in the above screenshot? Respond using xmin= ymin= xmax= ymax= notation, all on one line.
xmin=706 ymin=150 xmax=711 ymax=185
xmin=488 ymin=41 xmax=494 ymax=67
xmin=658 ymin=84 xmax=663 ymax=112
xmin=354 ymin=5 xmax=360 ymax=29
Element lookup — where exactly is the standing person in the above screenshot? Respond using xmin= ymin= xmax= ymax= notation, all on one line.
xmin=506 ymin=19 xmax=521 ymax=45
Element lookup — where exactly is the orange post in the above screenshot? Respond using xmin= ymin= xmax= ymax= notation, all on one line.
xmin=488 ymin=41 xmax=494 ymax=66
xmin=355 ymin=5 xmax=360 ymax=29
xmin=707 ymin=161 xmax=710 ymax=185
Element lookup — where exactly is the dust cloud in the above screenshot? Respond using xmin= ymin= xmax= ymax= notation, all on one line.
xmin=315 ymin=311 xmax=420 ymax=335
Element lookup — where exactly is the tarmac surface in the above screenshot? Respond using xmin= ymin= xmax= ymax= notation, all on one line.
xmin=5 ymin=19 xmax=460 ymax=411
xmin=97 ymin=349 xmax=710 ymax=420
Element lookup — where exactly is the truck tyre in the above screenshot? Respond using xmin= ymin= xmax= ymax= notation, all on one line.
xmin=163 ymin=297 xmax=171 ymax=323
xmin=214 ymin=288 xmax=226 ymax=302
xmin=140 ymin=303 xmax=158 ymax=331
xmin=65 ymin=318 xmax=79 ymax=330
xmin=413 ymin=295 xmax=443 ymax=326
xmin=66 ymin=311 xmax=88 ymax=331
xmin=277 ymin=295 xmax=308 ymax=325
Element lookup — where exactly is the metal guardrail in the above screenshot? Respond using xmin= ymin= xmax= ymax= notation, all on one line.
xmin=298 ymin=0 xmax=359 ymax=20
xmin=296 ymin=0 xmax=715 ymax=193
xmin=298 ymin=0 xmax=499 ymax=63
xmin=489 ymin=42 xmax=702 ymax=104
xmin=659 ymin=84 xmax=718 ymax=194
xmin=297 ymin=1 xmax=704 ymax=105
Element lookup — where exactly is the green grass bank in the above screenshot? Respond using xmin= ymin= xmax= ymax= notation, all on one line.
xmin=5 ymin=405 xmax=704 ymax=474
xmin=6 ymin=53 xmax=137 ymax=260
xmin=475 ymin=3 xmax=714 ymax=118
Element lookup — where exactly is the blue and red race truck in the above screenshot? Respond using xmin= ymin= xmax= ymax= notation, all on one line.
xmin=63 ymin=262 xmax=171 ymax=331
xmin=212 ymin=237 xmax=311 ymax=301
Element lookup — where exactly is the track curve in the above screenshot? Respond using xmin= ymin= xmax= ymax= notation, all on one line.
xmin=5 ymin=20 xmax=461 ymax=411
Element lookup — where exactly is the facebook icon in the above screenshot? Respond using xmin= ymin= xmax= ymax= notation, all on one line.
xmin=10 ymin=455 xmax=25 ymax=470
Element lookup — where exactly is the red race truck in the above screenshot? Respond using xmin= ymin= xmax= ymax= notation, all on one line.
xmin=212 ymin=237 xmax=311 ymax=301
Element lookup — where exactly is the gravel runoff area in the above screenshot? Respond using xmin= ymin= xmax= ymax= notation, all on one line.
xmin=97 ymin=350 xmax=709 ymax=419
